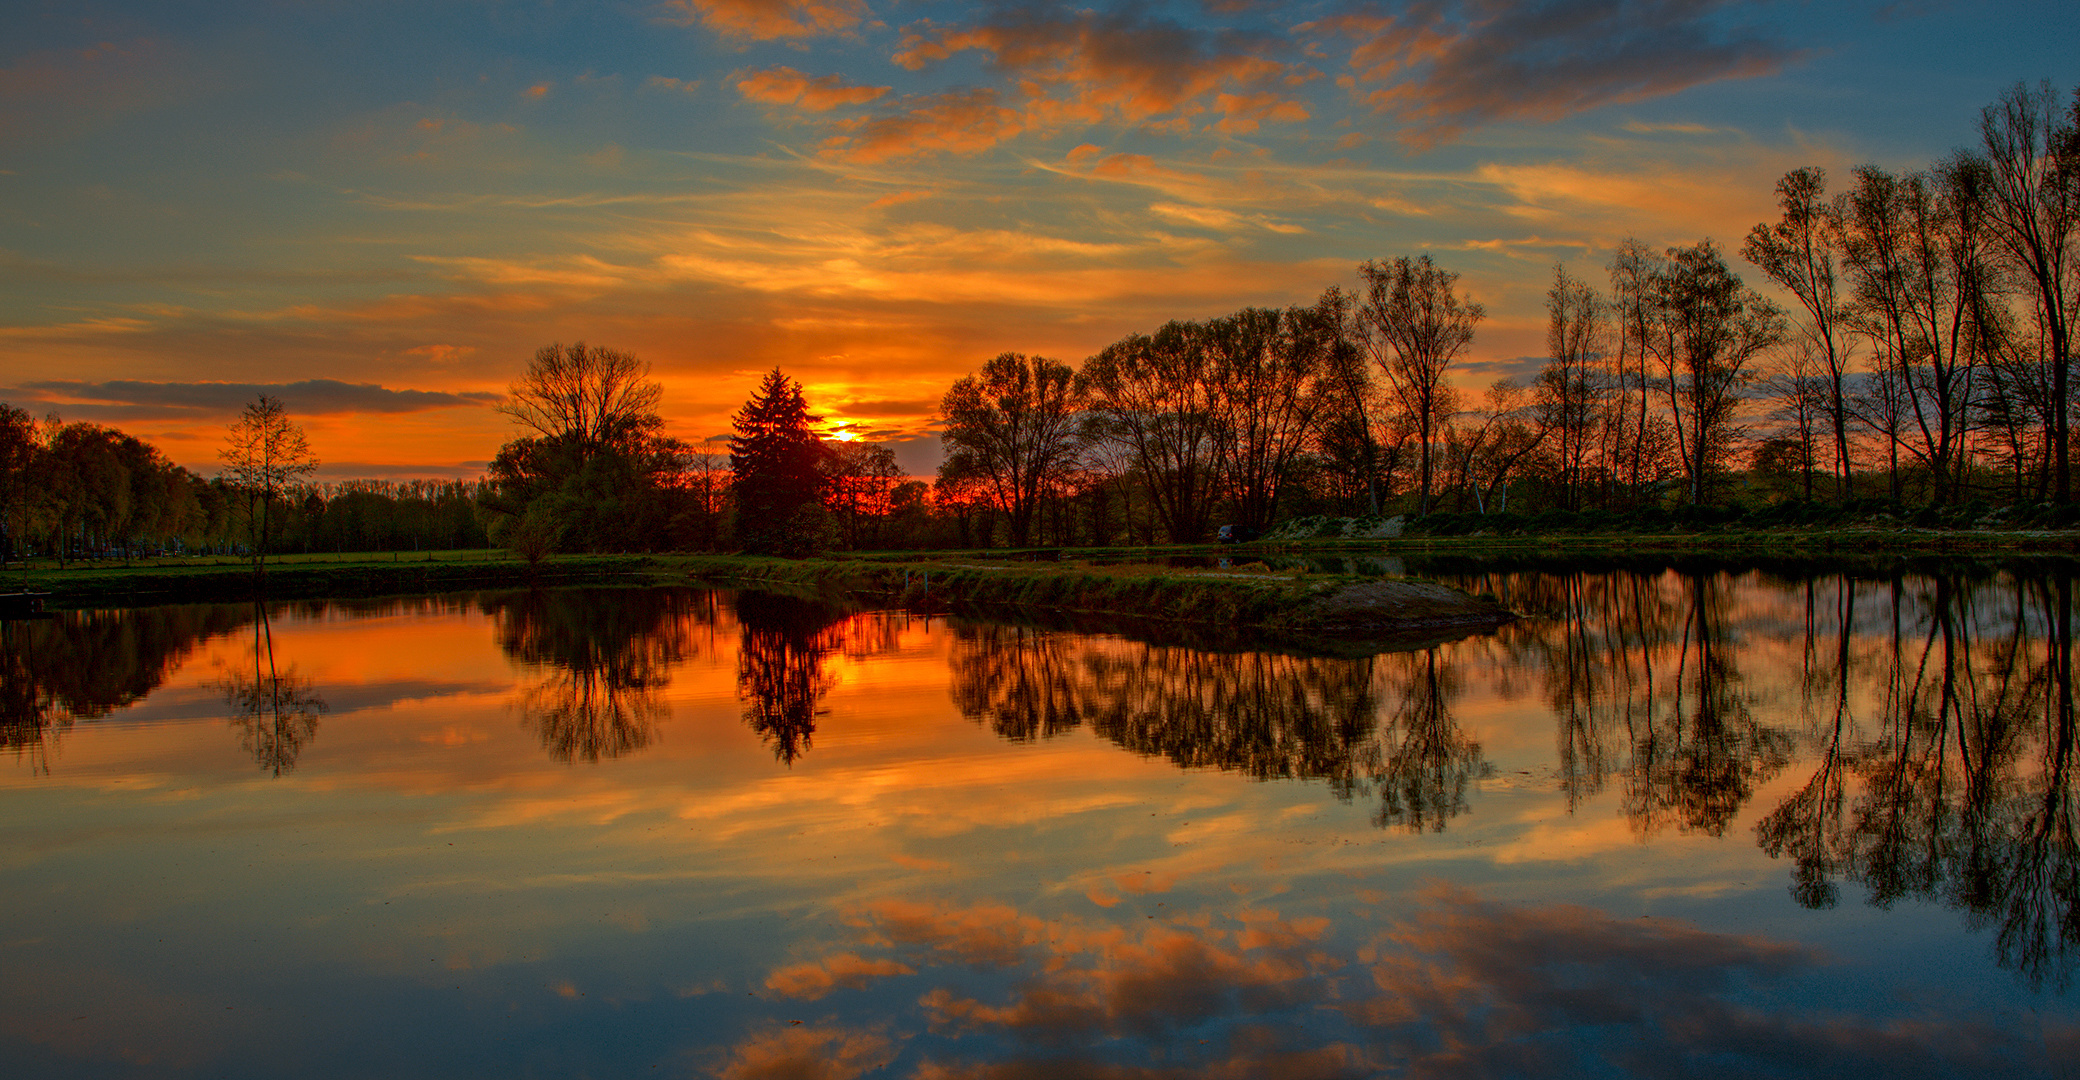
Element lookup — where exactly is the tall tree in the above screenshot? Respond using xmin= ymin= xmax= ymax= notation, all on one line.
xmin=495 ymin=342 xmax=664 ymax=465
xmin=0 ymin=405 xmax=35 ymax=566
xmin=1356 ymin=255 xmax=1484 ymax=514
xmin=1744 ymin=167 xmax=1858 ymax=501
xmin=1537 ymin=264 xmax=1609 ymax=511
xmin=1083 ymin=321 xmax=1227 ymax=543
xmin=728 ymin=368 xmax=828 ymax=555
xmin=219 ymin=395 xmax=318 ymax=573
xmin=1648 ymin=241 xmax=1786 ymax=505
xmin=1209 ymin=300 xmax=1342 ymax=530
xmin=1967 ymin=81 xmax=2079 ymax=501
xmin=1842 ymin=163 xmax=2000 ymax=505
xmin=938 ymin=353 xmax=1088 ymax=547
xmin=489 ymin=342 xmax=692 ymax=553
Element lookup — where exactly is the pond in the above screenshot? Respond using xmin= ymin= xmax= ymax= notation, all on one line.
xmin=3 ymin=562 xmax=2076 ymax=1078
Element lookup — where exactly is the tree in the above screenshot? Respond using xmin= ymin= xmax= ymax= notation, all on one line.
xmin=1841 ymin=163 xmax=2000 ymax=505
xmin=939 ymin=353 xmax=1088 ymax=547
xmin=488 ymin=342 xmax=690 ymax=553
xmin=822 ymin=440 xmax=905 ymax=550
xmin=1744 ymin=167 xmax=1858 ymax=501
xmin=496 ymin=342 xmax=663 ymax=463
xmin=1083 ymin=321 xmax=1228 ymax=543
xmin=1537 ymin=265 xmax=1609 ymax=511
xmin=728 ymin=369 xmax=828 ymax=555
xmin=1356 ymin=255 xmax=1485 ymax=514
xmin=0 ymin=405 xmax=36 ymax=566
xmin=219 ymin=395 xmax=318 ymax=573
xmin=1966 ymin=81 xmax=2079 ymax=501
xmin=1209 ymin=300 xmax=1342 ymax=530
xmin=1641 ymin=241 xmax=1786 ymax=505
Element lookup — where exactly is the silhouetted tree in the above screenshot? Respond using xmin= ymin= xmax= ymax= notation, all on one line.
xmin=219 ymin=395 xmax=318 ymax=573
xmin=939 ymin=353 xmax=1087 ymax=547
xmin=1356 ymin=255 xmax=1484 ymax=514
xmin=729 ymin=369 xmax=829 ymax=556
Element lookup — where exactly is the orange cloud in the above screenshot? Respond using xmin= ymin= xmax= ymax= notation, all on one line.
xmin=661 ymin=0 xmax=867 ymax=41
xmin=714 ymin=1024 xmax=895 ymax=1080
xmin=764 ymin=952 xmax=914 ymax=1000
xmin=736 ymin=66 xmax=889 ymax=112
xmin=820 ymin=89 xmax=1024 ymax=162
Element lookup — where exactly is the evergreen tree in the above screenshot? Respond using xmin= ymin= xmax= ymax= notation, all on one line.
xmin=728 ymin=369 xmax=829 ymax=554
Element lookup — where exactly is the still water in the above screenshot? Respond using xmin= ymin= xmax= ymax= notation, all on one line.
xmin=3 ymin=564 xmax=2077 ymax=1078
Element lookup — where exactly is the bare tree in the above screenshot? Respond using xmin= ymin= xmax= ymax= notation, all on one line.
xmin=1744 ymin=167 xmax=1858 ymax=500
xmin=1842 ymin=163 xmax=2000 ymax=504
xmin=1537 ymin=264 xmax=1609 ymax=510
xmin=1648 ymin=241 xmax=1787 ymax=505
xmin=1967 ymin=81 xmax=2079 ymax=501
xmin=219 ymin=394 xmax=318 ymax=573
xmin=1208 ymin=298 xmax=1343 ymax=530
xmin=1084 ymin=322 xmax=1227 ymax=542
xmin=1356 ymin=255 xmax=1484 ymax=514
xmin=939 ymin=353 xmax=1088 ymax=547
xmin=496 ymin=342 xmax=664 ymax=462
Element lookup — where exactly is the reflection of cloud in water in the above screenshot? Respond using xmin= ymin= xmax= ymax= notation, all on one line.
xmin=727 ymin=886 xmax=2063 ymax=1078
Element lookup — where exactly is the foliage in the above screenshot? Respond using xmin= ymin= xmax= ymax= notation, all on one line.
xmin=728 ymin=368 xmax=828 ymax=555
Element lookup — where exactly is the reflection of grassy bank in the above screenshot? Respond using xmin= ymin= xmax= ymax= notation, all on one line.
xmin=9 ymin=550 xmax=647 ymax=607
xmin=13 ymin=549 xmax=1510 ymax=639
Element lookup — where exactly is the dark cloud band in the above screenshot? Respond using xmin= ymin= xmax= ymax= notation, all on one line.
xmin=9 ymin=379 xmax=499 ymax=417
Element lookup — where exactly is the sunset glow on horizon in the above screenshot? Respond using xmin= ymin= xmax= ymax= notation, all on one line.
xmin=4 ymin=0 xmax=2074 ymax=482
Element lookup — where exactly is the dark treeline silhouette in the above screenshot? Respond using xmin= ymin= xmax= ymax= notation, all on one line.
xmin=485 ymin=587 xmax=717 ymax=763
xmin=945 ymin=623 xmax=1488 ymax=832
xmin=0 ymin=402 xmax=493 ymax=561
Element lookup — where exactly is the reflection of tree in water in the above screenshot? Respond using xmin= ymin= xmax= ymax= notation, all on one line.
xmin=486 ymin=589 xmax=713 ymax=764
xmin=1504 ymin=569 xmax=1793 ymax=836
xmin=216 ymin=601 xmax=327 ymax=776
xmin=3 ymin=605 xmax=252 ymax=773
xmin=1374 ymin=649 xmax=1485 ymax=832
xmin=734 ymin=592 xmax=853 ymax=765
xmin=1753 ymin=571 xmax=2080 ymax=990
xmin=945 ymin=623 xmax=1487 ymax=831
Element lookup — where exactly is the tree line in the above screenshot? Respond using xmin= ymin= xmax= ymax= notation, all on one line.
xmin=0 ymin=402 xmax=490 ymax=564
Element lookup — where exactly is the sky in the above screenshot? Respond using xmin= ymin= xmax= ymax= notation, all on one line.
xmin=2 ymin=0 xmax=2075 ymax=481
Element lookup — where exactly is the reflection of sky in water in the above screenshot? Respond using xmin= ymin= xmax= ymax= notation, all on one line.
xmin=1 ymin=575 xmax=2076 ymax=1078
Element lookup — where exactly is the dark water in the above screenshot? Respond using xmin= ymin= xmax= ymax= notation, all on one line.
xmin=3 ymin=563 xmax=2077 ymax=1078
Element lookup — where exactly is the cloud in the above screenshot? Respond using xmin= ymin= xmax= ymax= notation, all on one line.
xmin=764 ymin=952 xmax=915 ymax=1000
xmin=748 ymin=886 xmax=2060 ymax=1078
xmin=820 ymin=88 xmax=1026 ymax=162
xmin=10 ymin=379 xmax=499 ymax=420
xmin=890 ymin=7 xmax=1305 ymax=133
xmin=1310 ymin=0 xmax=1800 ymax=146
xmin=736 ymin=66 xmax=890 ymax=111
xmin=713 ymin=1024 xmax=896 ymax=1080
xmin=661 ymin=0 xmax=868 ymax=41
xmin=642 ymin=75 xmax=702 ymax=95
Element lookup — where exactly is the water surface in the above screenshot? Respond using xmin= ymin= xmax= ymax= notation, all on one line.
xmin=4 ymin=566 xmax=2076 ymax=1078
